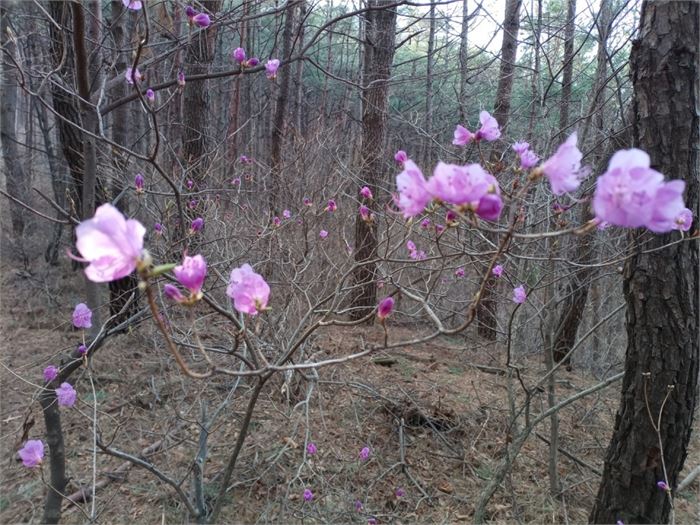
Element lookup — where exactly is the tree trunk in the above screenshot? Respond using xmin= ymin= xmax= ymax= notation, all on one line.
xmin=423 ymin=2 xmax=436 ymax=166
xmin=558 ymin=0 xmax=576 ymax=133
xmin=182 ymin=0 xmax=222 ymax=186
xmin=458 ymin=0 xmax=469 ymax=122
xmin=269 ymin=0 xmax=299 ymax=214
xmin=350 ymin=0 xmax=397 ymax=320
xmin=590 ymin=2 xmax=699 ymax=523
xmin=0 ymin=3 xmax=28 ymax=240
xmin=108 ymin=0 xmax=139 ymax=325
xmin=477 ymin=0 xmax=522 ymax=340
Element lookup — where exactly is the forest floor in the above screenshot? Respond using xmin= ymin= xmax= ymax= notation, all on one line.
xmin=0 ymin=249 xmax=698 ymax=524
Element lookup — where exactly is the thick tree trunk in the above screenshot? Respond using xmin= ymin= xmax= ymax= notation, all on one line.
xmin=477 ymin=0 xmax=521 ymax=340
xmin=182 ymin=0 xmax=222 ymax=185
xmin=350 ymin=0 xmax=397 ymax=320
xmin=590 ymin=2 xmax=699 ymax=523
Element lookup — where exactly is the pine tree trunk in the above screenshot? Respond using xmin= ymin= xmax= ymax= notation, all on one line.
xmin=590 ymin=2 xmax=699 ymax=523
xmin=350 ymin=0 xmax=397 ymax=320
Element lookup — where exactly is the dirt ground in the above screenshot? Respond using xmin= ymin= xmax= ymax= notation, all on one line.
xmin=1 ymin=250 xmax=698 ymax=524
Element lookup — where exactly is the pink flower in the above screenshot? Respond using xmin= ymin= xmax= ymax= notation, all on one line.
xmin=193 ymin=13 xmax=211 ymax=28
xmin=75 ymin=203 xmax=146 ymax=283
xmin=190 ymin=217 xmax=204 ymax=233
xmin=154 ymin=223 xmax=163 ymax=234
xmin=56 ymin=382 xmax=77 ymax=407
xmin=145 ymin=88 xmax=155 ymax=101
xmin=427 ymin=162 xmax=500 ymax=209
xmin=492 ymin=264 xmax=504 ymax=277
xmin=303 ymin=197 xmax=312 ymax=206
xmin=394 ymin=150 xmax=408 ymax=164
xmin=227 ymin=264 xmax=270 ymax=315
xmin=273 ymin=216 xmax=281 ymax=227
xmin=512 ymin=141 xmax=529 ymax=155
xmin=187 ymin=179 xmax=194 ymax=189
xmin=43 ymin=366 xmax=59 ymax=383
xmin=325 ymin=199 xmax=337 ymax=212
xmin=395 ymin=160 xmax=431 ymax=218
xmin=174 ymin=254 xmax=207 ymax=296
xmin=674 ymin=208 xmax=693 ymax=231
xmin=306 ymin=442 xmax=317 ymax=455
xmin=303 ymin=489 xmax=314 ymax=502
xmin=512 ymin=285 xmax=527 ymax=304
xmin=77 ymin=344 xmax=87 ymax=355
xmin=125 ymin=67 xmax=142 ymax=85
xmin=135 ymin=173 xmax=145 ymax=193
xmin=177 ymin=71 xmax=186 ymax=87
xmin=283 ymin=209 xmax=291 ymax=219
xmin=185 ymin=5 xmax=196 ymax=17
xmin=354 ymin=500 xmax=364 ymax=512
xmin=646 ymin=180 xmax=687 ymax=233
xmin=455 ymin=267 xmax=465 ymax=278
xmin=122 ymin=0 xmax=142 ymax=11
xmin=232 ymin=177 xmax=241 ymax=186
xmin=475 ymin=111 xmax=501 ymax=141
xmin=359 ymin=205 xmax=372 ymax=222
xmin=72 ymin=303 xmax=92 ymax=329
xmin=395 ymin=487 xmax=405 ymax=498
xmin=541 ymin=133 xmax=584 ymax=195
xmin=476 ymin=193 xmax=503 ymax=221
xmin=319 ymin=230 xmax=328 ymax=238
xmin=406 ymin=240 xmax=416 ymax=253
xmin=246 ymin=57 xmax=260 ymax=67
xmin=420 ymin=218 xmax=431 ymax=229
xmin=445 ymin=210 xmax=458 ymax=224
xmin=265 ymin=59 xmax=280 ymax=79
xmin=360 ymin=186 xmax=373 ymax=199
xmin=435 ymin=224 xmax=445 ymax=234
xmin=657 ymin=481 xmax=670 ymax=492
xmin=377 ymin=297 xmax=394 ymax=320
xmin=163 ymin=284 xmax=185 ymax=303
xmin=592 ymin=149 xmax=668 ymax=230
xmin=453 ymin=124 xmax=475 ymax=146
xmin=519 ymin=149 xmax=540 ymax=169
xmin=18 ymin=440 xmax=44 ymax=468
xmin=233 ymin=47 xmax=246 ymax=64
xmin=359 ymin=446 xmax=371 ymax=461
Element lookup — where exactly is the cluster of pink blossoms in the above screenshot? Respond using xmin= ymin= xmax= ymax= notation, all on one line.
xmin=395 ymin=159 xmax=503 ymax=221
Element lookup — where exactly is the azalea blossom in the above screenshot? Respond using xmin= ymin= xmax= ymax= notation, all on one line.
xmin=154 ymin=223 xmax=163 ymax=234
xmin=283 ymin=209 xmax=291 ymax=219
xmin=360 ymin=186 xmax=373 ymax=199
xmin=273 ymin=216 xmax=281 ymax=227
xmin=193 ymin=13 xmax=211 ymax=28
xmin=674 ymin=208 xmax=693 ymax=231
xmin=190 ymin=217 xmax=204 ymax=233
xmin=476 ymin=193 xmax=503 ymax=221
xmin=233 ymin=47 xmax=246 ymax=64
xmin=75 ymin=203 xmax=146 ymax=283
xmin=475 ymin=111 xmax=501 ymax=141
xmin=303 ymin=489 xmax=314 ymax=502
xmin=163 ymin=284 xmax=185 ymax=303
xmin=359 ymin=205 xmax=372 ymax=222
xmin=122 ymin=0 xmax=143 ymax=11
xmin=173 ymin=254 xmax=207 ymax=296
xmin=43 ymin=366 xmax=59 ymax=383
xmin=406 ymin=240 xmax=416 ymax=253
xmin=145 ymin=88 xmax=155 ymax=102
xmin=395 ymin=160 xmax=431 ymax=218
xmin=72 ymin=303 xmax=92 ymax=329
xmin=185 ymin=5 xmax=196 ymax=18
xmin=77 ymin=344 xmax=87 ymax=355
xmin=453 ymin=124 xmax=475 ymax=146
xmin=394 ymin=150 xmax=408 ymax=164
xmin=492 ymin=264 xmax=504 ymax=277
xmin=319 ymin=230 xmax=328 ymax=239
xmin=512 ymin=285 xmax=527 ymax=304
xmin=541 ymin=133 xmax=584 ymax=195
xmin=177 ymin=71 xmax=186 ymax=87
xmin=18 ymin=440 xmax=44 ymax=468
xmin=592 ymin=149 xmax=683 ymax=231
xmin=359 ymin=446 xmax=371 ymax=461
xmin=657 ymin=481 xmax=670 ymax=492
xmin=246 ymin=57 xmax=260 ymax=67
xmin=427 ymin=162 xmax=501 ymax=214
xmin=265 ymin=59 xmax=280 ymax=79
xmin=125 ymin=67 xmax=142 ymax=85
xmin=377 ymin=297 xmax=394 ymax=320
xmin=325 ymin=199 xmax=337 ymax=212
xmin=306 ymin=442 xmax=317 ymax=455
xmin=420 ymin=218 xmax=431 ymax=229
xmin=135 ymin=173 xmax=145 ymax=193
xmin=455 ymin=267 xmax=465 ymax=278
xmin=227 ymin=264 xmax=270 ymax=315
xmin=303 ymin=197 xmax=312 ymax=206
xmin=56 ymin=382 xmax=77 ymax=407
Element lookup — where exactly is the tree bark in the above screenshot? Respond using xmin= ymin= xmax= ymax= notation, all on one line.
xmin=0 ymin=3 xmax=28 ymax=239
xmin=477 ymin=0 xmax=522 ymax=340
xmin=423 ymin=2 xmax=436 ymax=166
xmin=590 ymin=2 xmax=699 ymax=523
xmin=350 ymin=0 xmax=397 ymax=320
xmin=558 ymin=0 xmax=577 ymax=133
